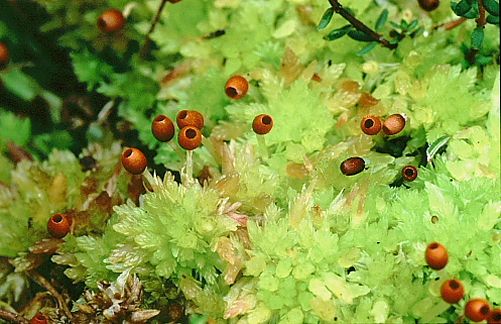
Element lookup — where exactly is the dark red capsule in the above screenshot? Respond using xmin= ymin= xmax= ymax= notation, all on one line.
xmin=418 ymin=0 xmax=440 ymax=11
xmin=30 ymin=313 xmax=48 ymax=324
xmin=121 ymin=148 xmax=147 ymax=174
xmin=225 ymin=75 xmax=249 ymax=99
xmin=176 ymin=110 xmax=204 ymax=130
xmin=465 ymin=299 xmax=491 ymax=322
xmin=47 ymin=213 xmax=72 ymax=239
xmin=360 ymin=115 xmax=382 ymax=135
xmin=440 ymin=279 xmax=465 ymax=304
xmin=97 ymin=9 xmax=125 ymax=33
xmin=252 ymin=114 xmax=273 ymax=135
xmin=178 ymin=126 xmax=202 ymax=150
xmin=340 ymin=157 xmax=365 ymax=176
xmin=383 ymin=114 xmax=406 ymax=135
xmin=152 ymin=114 xmax=175 ymax=142
xmin=425 ymin=242 xmax=448 ymax=270
xmin=487 ymin=309 xmax=501 ymax=324
xmin=0 ymin=42 xmax=10 ymax=68
xmin=402 ymin=165 xmax=418 ymax=181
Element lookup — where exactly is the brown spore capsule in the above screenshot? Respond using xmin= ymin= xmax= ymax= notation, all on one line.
xmin=152 ymin=114 xmax=175 ymax=142
xmin=383 ymin=114 xmax=406 ymax=135
xmin=225 ymin=75 xmax=249 ymax=99
xmin=340 ymin=157 xmax=365 ymax=176
xmin=465 ymin=299 xmax=491 ymax=322
xmin=360 ymin=115 xmax=382 ymax=135
xmin=418 ymin=0 xmax=440 ymax=11
xmin=178 ymin=126 xmax=202 ymax=150
xmin=30 ymin=313 xmax=48 ymax=324
xmin=121 ymin=148 xmax=148 ymax=174
xmin=440 ymin=279 xmax=465 ymax=304
xmin=425 ymin=242 xmax=448 ymax=270
xmin=402 ymin=165 xmax=418 ymax=181
xmin=176 ymin=110 xmax=204 ymax=130
xmin=0 ymin=42 xmax=10 ymax=68
xmin=47 ymin=213 xmax=72 ymax=239
xmin=252 ymin=114 xmax=273 ymax=135
xmin=97 ymin=9 xmax=125 ymax=33
xmin=487 ymin=309 xmax=501 ymax=324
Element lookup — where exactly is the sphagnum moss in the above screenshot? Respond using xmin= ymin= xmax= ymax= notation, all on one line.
xmin=0 ymin=0 xmax=499 ymax=323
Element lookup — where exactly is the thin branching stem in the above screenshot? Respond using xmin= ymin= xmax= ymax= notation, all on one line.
xmin=434 ymin=17 xmax=467 ymax=30
xmin=140 ymin=0 xmax=169 ymax=58
xmin=28 ymin=270 xmax=73 ymax=320
xmin=0 ymin=309 xmax=29 ymax=324
xmin=476 ymin=0 xmax=487 ymax=26
xmin=327 ymin=0 xmax=397 ymax=49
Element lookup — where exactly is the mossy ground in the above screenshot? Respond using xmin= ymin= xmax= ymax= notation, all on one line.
xmin=0 ymin=0 xmax=499 ymax=323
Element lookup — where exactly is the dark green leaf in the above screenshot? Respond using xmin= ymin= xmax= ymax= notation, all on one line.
xmin=471 ymin=27 xmax=484 ymax=49
xmin=463 ymin=1 xmax=480 ymax=18
xmin=475 ymin=55 xmax=493 ymax=65
xmin=318 ymin=7 xmax=335 ymax=30
xmin=426 ymin=136 xmax=450 ymax=163
xmin=451 ymin=0 xmax=473 ymax=16
xmin=483 ymin=0 xmax=499 ymax=16
xmin=356 ymin=42 xmax=378 ymax=56
xmin=400 ymin=19 xmax=409 ymax=29
xmin=408 ymin=19 xmax=419 ymax=31
xmin=347 ymin=30 xmax=373 ymax=42
xmin=389 ymin=21 xmax=401 ymax=29
xmin=486 ymin=14 xmax=500 ymax=24
xmin=324 ymin=25 xmax=352 ymax=41
xmin=375 ymin=9 xmax=389 ymax=32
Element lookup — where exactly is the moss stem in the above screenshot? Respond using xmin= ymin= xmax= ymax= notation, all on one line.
xmin=327 ymin=0 xmax=397 ymax=49
xmin=256 ymin=135 xmax=269 ymax=160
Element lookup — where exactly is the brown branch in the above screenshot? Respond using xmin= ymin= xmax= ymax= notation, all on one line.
xmin=27 ymin=270 xmax=73 ymax=320
xmin=468 ymin=0 xmax=487 ymax=64
xmin=140 ymin=0 xmax=169 ymax=58
xmin=328 ymin=0 xmax=397 ymax=49
xmin=434 ymin=17 xmax=467 ymax=30
xmin=0 ymin=309 xmax=29 ymax=324
xmin=476 ymin=0 xmax=487 ymax=26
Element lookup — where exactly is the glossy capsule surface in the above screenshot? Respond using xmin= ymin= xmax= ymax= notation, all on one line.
xmin=340 ymin=157 xmax=365 ymax=176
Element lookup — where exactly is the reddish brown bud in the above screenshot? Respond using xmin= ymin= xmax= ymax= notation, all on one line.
xmin=340 ymin=157 xmax=365 ymax=176
xmin=98 ymin=9 xmax=125 ymax=33
xmin=225 ymin=75 xmax=249 ymax=99
xmin=252 ymin=114 xmax=273 ymax=135
xmin=425 ymin=242 xmax=448 ymax=270
xmin=121 ymin=148 xmax=148 ymax=175
xmin=47 ymin=213 xmax=72 ymax=239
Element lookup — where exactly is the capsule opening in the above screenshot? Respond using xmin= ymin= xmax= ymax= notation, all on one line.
xmin=52 ymin=214 xmax=64 ymax=223
xmin=124 ymin=149 xmax=133 ymax=158
xmin=186 ymin=128 xmax=197 ymax=139
xmin=449 ymin=280 xmax=460 ymax=289
xmin=225 ymin=87 xmax=238 ymax=98
xmin=429 ymin=243 xmax=439 ymax=249
xmin=364 ymin=119 xmax=374 ymax=128
xmin=155 ymin=115 xmax=166 ymax=122
xmin=97 ymin=17 xmax=107 ymax=29
xmin=262 ymin=115 xmax=272 ymax=125
xmin=404 ymin=167 xmax=415 ymax=177
xmin=480 ymin=305 xmax=490 ymax=315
